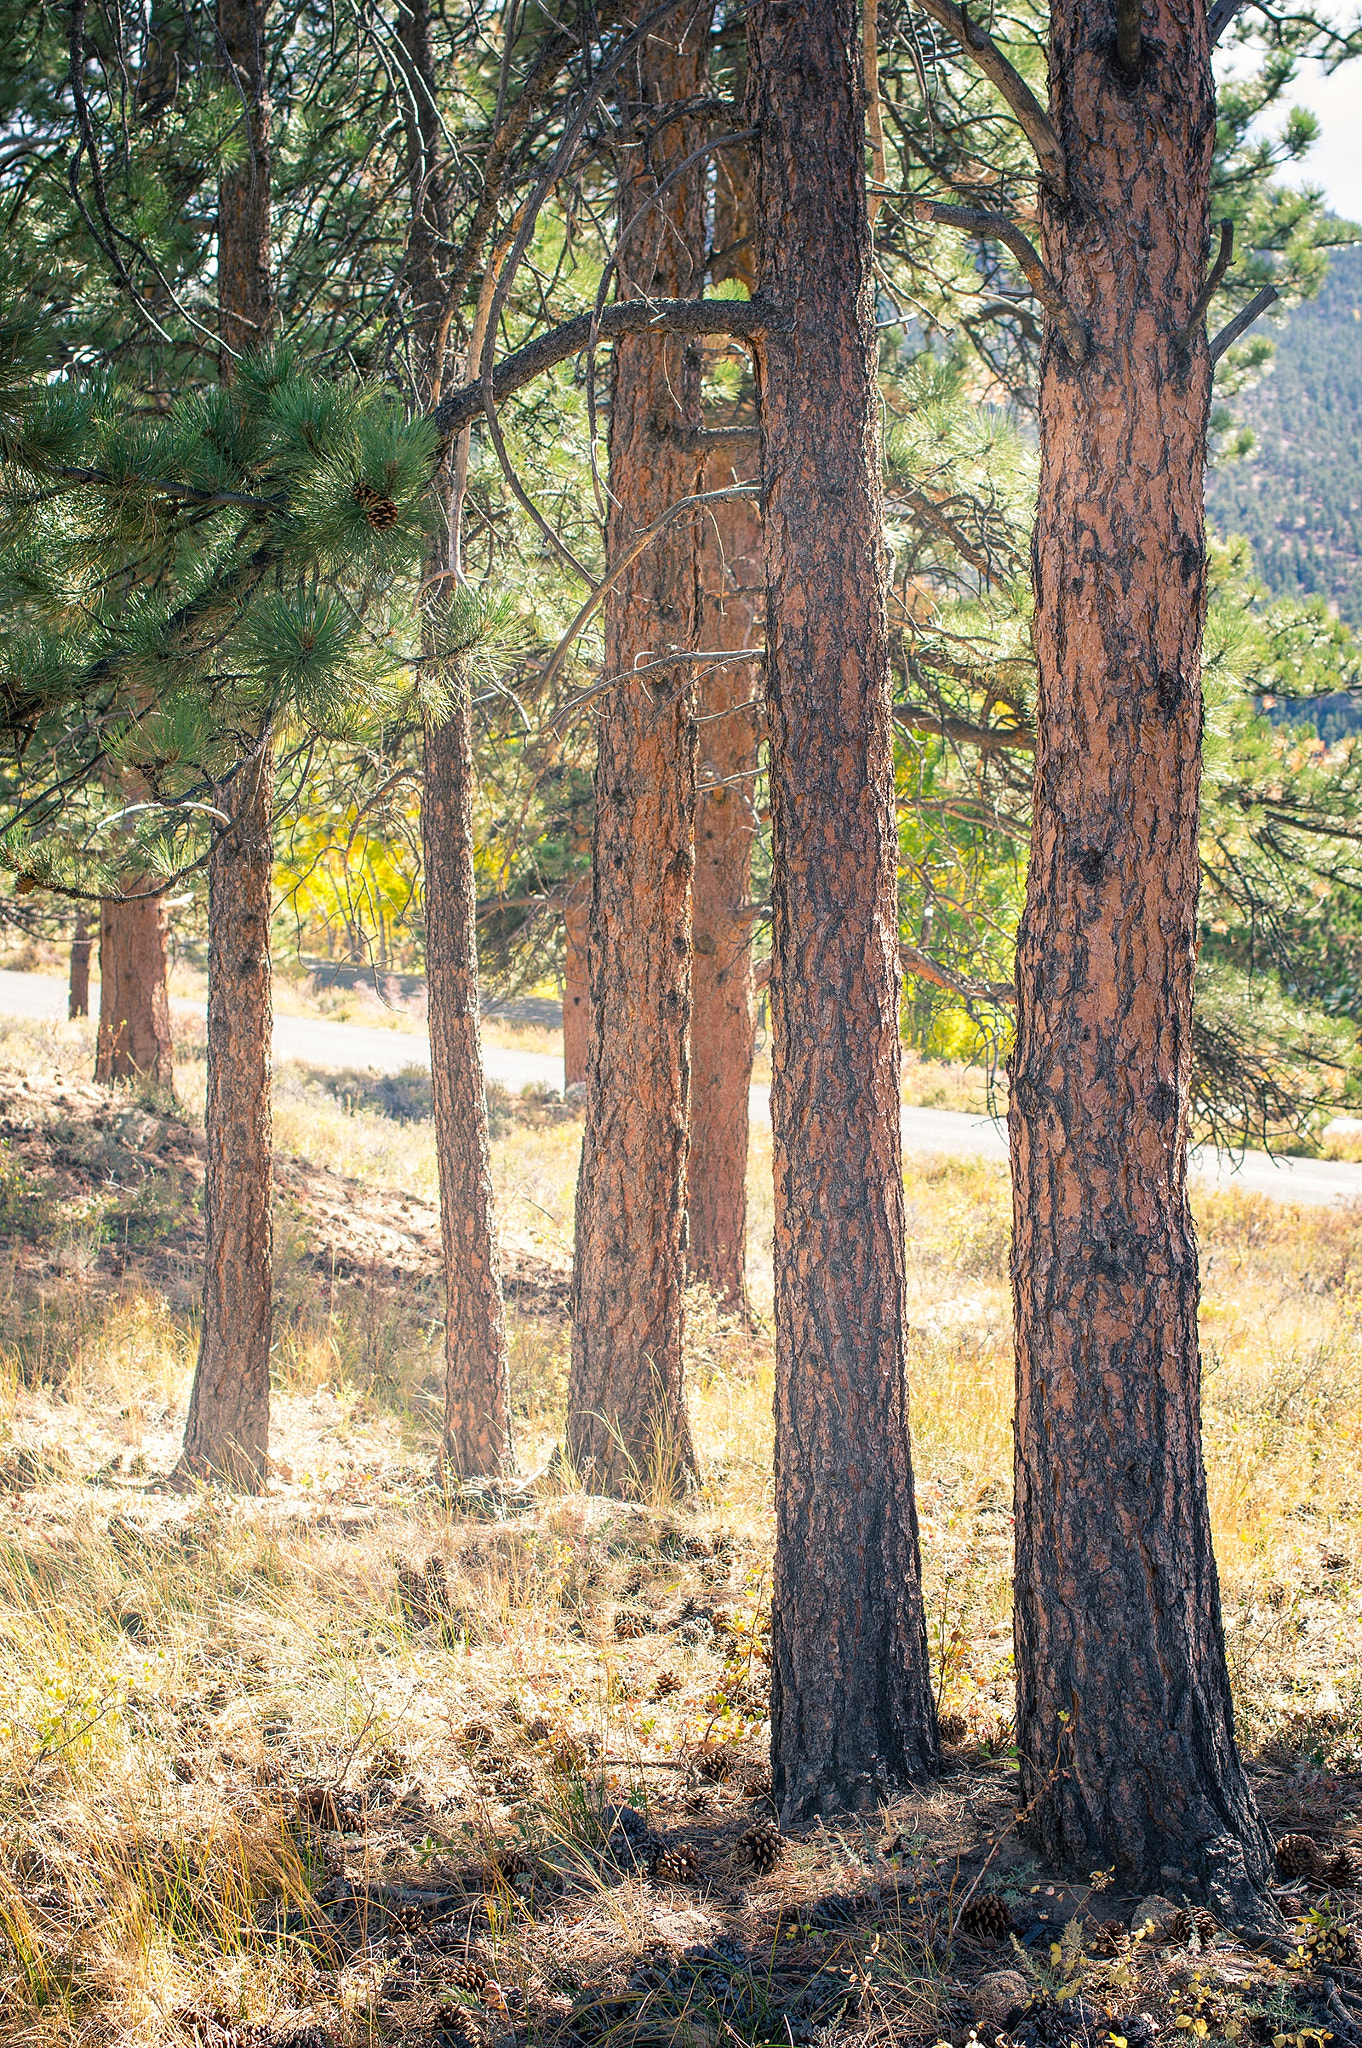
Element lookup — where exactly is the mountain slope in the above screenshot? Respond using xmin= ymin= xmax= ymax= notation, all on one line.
xmin=1207 ymin=244 xmax=1362 ymax=625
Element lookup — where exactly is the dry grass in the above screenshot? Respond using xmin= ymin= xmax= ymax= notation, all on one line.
xmin=2 ymin=1019 xmax=1362 ymax=2043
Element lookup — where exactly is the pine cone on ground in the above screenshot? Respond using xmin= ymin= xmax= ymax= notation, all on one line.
xmin=650 ymin=1842 xmax=702 ymax=1885
xmin=492 ymin=1760 xmax=535 ymax=1799
xmin=1169 ymin=1906 xmax=1218 ymax=1946
xmin=938 ymin=1710 xmax=969 ymax=1746
xmin=1277 ymin=1834 xmax=1323 ymax=1880
xmin=462 ymin=1719 xmax=494 ymax=1752
xmin=653 ymin=1670 xmax=683 ymax=1700
xmin=445 ymin=1959 xmax=489 ymax=1996
xmin=683 ymin=1787 xmax=712 ymax=1814
xmin=523 ymin=1714 xmax=551 ymax=1743
xmin=1090 ymin=1918 xmax=1128 ymax=1957
xmin=958 ymin=1891 xmax=1014 ymax=1941
xmin=698 ymin=1747 xmax=735 ymax=1783
xmin=742 ymin=1770 xmax=773 ymax=1801
xmin=432 ymin=2002 xmax=475 ymax=2045
xmin=735 ymin=1819 xmax=784 ymax=1875
xmin=614 ymin=1608 xmax=649 ymax=1640
xmin=1327 ymin=1848 xmax=1356 ymax=1883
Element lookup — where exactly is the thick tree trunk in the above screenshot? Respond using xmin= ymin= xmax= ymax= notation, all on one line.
xmin=177 ymin=0 xmax=276 ymax=1489
xmin=69 ymin=909 xmax=92 ymax=1021
xmin=562 ymin=876 xmax=591 ymax=1087
xmin=395 ymin=0 xmax=513 ymax=1475
xmin=95 ymin=892 xmax=174 ymax=1087
xmin=749 ymin=0 xmax=938 ymax=1817
xmin=565 ymin=21 xmax=708 ymax=1497
xmin=424 ymin=706 xmax=513 ymax=1473
xmin=181 ymin=750 xmax=273 ymax=1488
xmin=687 ymin=478 xmax=759 ymax=1314
xmin=1010 ymin=0 xmax=1272 ymax=1916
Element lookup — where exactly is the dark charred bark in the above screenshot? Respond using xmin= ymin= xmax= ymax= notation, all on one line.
xmin=69 ymin=909 xmax=91 ymax=1020
xmin=177 ymin=0 xmax=276 ymax=1489
xmin=95 ymin=892 xmax=173 ymax=1085
xmin=565 ymin=19 xmax=709 ymax=1498
xmin=1010 ymin=0 xmax=1273 ymax=1916
xmin=687 ymin=478 xmax=759 ymax=1315
xmin=563 ymin=875 xmax=591 ymax=1088
xmin=398 ymin=0 xmax=513 ymax=1474
xmin=180 ymin=750 xmax=273 ymax=1488
xmin=749 ymin=0 xmax=938 ymax=1816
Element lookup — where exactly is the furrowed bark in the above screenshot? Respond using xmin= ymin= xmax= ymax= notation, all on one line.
xmin=687 ymin=470 xmax=759 ymax=1315
xmin=95 ymin=890 xmax=173 ymax=1086
xmin=177 ymin=0 xmax=276 ymax=1490
xmin=1010 ymin=0 xmax=1273 ymax=1915
xmin=566 ymin=17 xmax=708 ymax=1498
xmin=749 ymin=0 xmax=938 ymax=1816
xmin=563 ymin=873 xmax=591 ymax=1087
xmin=181 ymin=749 xmax=273 ymax=1487
xmin=399 ymin=0 xmax=512 ymax=1475
xmin=424 ymin=701 xmax=512 ymax=1474
xmin=69 ymin=908 xmax=91 ymax=1020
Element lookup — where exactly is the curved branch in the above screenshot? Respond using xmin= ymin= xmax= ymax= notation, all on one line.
xmin=1177 ymin=218 xmax=1234 ymax=352
xmin=913 ymin=200 xmax=1087 ymax=362
xmin=432 ymin=296 xmax=787 ymax=435
xmin=908 ymin=0 xmax=1069 ymax=197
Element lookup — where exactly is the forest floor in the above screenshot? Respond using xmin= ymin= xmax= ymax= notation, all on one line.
xmin=3 ymin=1004 xmax=1362 ymax=2047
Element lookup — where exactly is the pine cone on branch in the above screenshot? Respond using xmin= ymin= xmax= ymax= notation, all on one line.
xmin=353 ymin=479 xmax=400 ymax=529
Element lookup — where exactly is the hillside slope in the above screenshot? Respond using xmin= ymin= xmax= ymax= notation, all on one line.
xmin=1207 ymin=243 xmax=1362 ymax=624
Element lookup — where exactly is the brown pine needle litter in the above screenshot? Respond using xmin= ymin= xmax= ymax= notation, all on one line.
xmin=2 ymin=1008 xmax=1362 ymax=2042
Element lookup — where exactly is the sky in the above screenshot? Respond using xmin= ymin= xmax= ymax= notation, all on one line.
xmin=1244 ymin=55 xmax=1362 ymax=226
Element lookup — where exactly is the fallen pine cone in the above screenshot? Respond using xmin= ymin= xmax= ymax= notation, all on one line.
xmin=734 ymin=1818 xmax=783 ymax=1875
xmin=650 ymin=1841 xmax=702 ymax=1884
xmin=445 ymin=1959 xmax=489 ymax=1996
xmin=653 ymin=1670 xmax=683 ymax=1700
xmin=1277 ymin=1834 xmax=1323 ymax=1880
xmin=958 ymin=1891 xmax=1013 ymax=1941
xmin=1169 ymin=1905 xmax=1218 ymax=1946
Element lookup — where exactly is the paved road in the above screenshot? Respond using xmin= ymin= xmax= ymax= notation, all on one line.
xmin=7 ymin=967 xmax=1362 ymax=1207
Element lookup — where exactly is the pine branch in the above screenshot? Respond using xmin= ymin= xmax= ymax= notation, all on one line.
xmin=908 ymin=0 xmax=1070 ymax=197
xmin=431 ymin=296 xmax=788 ymax=436
xmin=912 ymin=200 xmax=1088 ymax=363
xmin=1177 ymin=219 xmax=1235 ymax=352
xmin=895 ymin=702 xmax=1035 ymax=751
xmin=1209 ymin=283 xmax=1279 ymax=362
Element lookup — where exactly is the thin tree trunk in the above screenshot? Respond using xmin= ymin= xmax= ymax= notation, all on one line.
xmin=687 ymin=478 xmax=759 ymax=1314
xmin=69 ymin=909 xmax=91 ymax=1021
xmin=425 ymin=704 xmax=512 ymax=1473
xmin=1010 ymin=0 xmax=1273 ymax=1916
xmin=177 ymin=0 xmax=276 ymax=1489
xmin=565 ymin=19 xmax=708 ymax=1497
xmin=181 ymin=749 xmax=273 ymax=1488
xmin=748 ymin=0 xmax=938 ymax=1816
xmin=563 ymin=875 xmax=591 ymax=1087
xmin=95 ymin=892 xmax=174 ymax=1087
xmin=398 ymin=0 xmax=512 ymax=1475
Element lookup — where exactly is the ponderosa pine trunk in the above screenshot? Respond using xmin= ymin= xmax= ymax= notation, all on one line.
xmin=687 ymin=476 xmax=759 ymax=1314
xmin=749 ymin=0 xmax=938 ymax=1815
xmin=1009 ymin=0 xmax=1272 ymax=1915
xmin=399 ymin=0 xmax=512 ymax=1475
xmin=95 ymin=893 xmax=173 ymax=1086
xmin=563 ymin=875 xmax=591 ymax=1087
xmin=181 ymin=747 xmax=273 ymax=1486
xmin=69 ymin=909 xmax=91 ymax=1020
xmin=178 ymin=0 xmax=276 ymax=1488
xmin=565 ymin=19 xmax=708 ymax=1496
